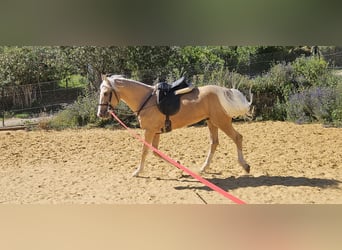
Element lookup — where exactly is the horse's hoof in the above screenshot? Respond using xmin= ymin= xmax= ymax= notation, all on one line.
xmin=199 ymin=165 xmax=208 ymax=173
xmin=244 ymin=164 xmax=251 ymax=174
xmin=132 ymin=171 xmax=140 ymax=177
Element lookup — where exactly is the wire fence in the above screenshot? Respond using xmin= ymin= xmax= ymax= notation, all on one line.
xmin=0 ymin=80 xmax=83 ymax=128
xmin=1 ymin=48 xmax=342 ymax=128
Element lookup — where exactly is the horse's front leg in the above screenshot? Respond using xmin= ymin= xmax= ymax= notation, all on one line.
xmin=132 ymin=130 xmax=156 ymax=177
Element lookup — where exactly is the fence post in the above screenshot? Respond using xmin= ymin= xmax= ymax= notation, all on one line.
xmin=50 ymin=80 xmax=56 ymax=103
xmin=1 ymin=87 xmax=4 ymax=127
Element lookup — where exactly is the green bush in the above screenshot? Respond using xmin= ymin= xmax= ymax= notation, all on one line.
xmin=286 ymin=58 xmax=342 ymax=126
xmin=15 ymin=113 xmax=30 ymax=119
xmin=331 ymin=82 xmax=342 ymax=127
xmin=251 ymin=63 xmax=293 ymax=120
xmin=250 ymin=59 xmax=342 ymax=124
xmin=47 ymin=90 xmax=98 ymax=129
xmin=192 ymin=68 xmax=252 ymax=89
xmin=58 ymin=74 xmax=88 ymax=88
xmin=45 ymin=89 xmax=139 ymax=130
xmin=292 ymin=56 xmax=329 ymax=87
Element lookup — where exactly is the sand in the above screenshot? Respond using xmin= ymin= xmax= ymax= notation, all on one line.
xmin=0 ymin=121 xmax=341 ymax=204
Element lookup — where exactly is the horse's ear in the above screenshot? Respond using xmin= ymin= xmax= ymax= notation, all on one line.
xmin=101 ymin=74 xmax=107 ymax=81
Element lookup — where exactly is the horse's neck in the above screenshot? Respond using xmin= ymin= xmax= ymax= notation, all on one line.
xmin=119 ymin=80 xmax=153 ymax=112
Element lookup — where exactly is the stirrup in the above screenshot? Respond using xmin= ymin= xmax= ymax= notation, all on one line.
xmin=162 ymin=116 xmax=172 ymax=133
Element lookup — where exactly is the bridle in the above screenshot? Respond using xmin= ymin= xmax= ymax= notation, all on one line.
xmin=98 ymin=78 xmax=156 ymax=116
xmin=98 ymin=85 xmax=120 ymax=111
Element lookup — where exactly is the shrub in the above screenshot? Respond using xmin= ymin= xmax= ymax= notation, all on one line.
xmin=287 ymin=58 xmax=342 ymax=126
xmin=271 ymin=97 xmax=288 ymax=121
xmin=251 ymin=63 xmax=293 ymax=120
xmin=331 ymin=82 xmax=342 ymax=127
xmin=46 ymin=90 xmax=98 ymax=129
xmin=58 ymin=74 xmax=88 ymax=88
xmin=254 ymin=63 xmax=291 ymax=90
xmin=192 ymin=68 xmax=252 ymax=89
xmin=251 ymin=60 xmax=341 ymax=123
xmin=43 ymin=89 xmax=139 ymax=130
xmin=287 ymin=86 xmax=338 ymax=124
xmin=292 ymin=56 xmax=329 ymax=87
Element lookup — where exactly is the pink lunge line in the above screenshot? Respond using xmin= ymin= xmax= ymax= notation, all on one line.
xmin=110 ymin=111 xmax=246 ymax=205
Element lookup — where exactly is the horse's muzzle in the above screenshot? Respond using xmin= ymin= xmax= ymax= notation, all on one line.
xmin=97 ymin=111 xmax=110 ymax=118
xmin=97 ymin=103 xmax=111 ymax=118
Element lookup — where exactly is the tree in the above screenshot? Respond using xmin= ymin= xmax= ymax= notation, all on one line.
xmin=59 ymin=46 xmax=128 ymax=89
xmin=171 ymin=46 xmax=224 ymax=78
xmin=0 ymin=46 xmax=68 ymax=108
xmin=124 ymin=46 xmax=177 ymax=83
xmin=0 ymin=46 xmax=63 ymax=87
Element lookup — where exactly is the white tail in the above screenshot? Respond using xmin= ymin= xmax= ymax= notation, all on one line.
xmin=217 ymin=87 xmax=253 ymax=118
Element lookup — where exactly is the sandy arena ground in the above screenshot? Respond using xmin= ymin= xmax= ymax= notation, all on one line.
xmin=0 ymin=121 xmax=341 ymax=204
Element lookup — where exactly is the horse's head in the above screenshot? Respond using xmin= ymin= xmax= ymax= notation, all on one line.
xmin=97 ymin=74 xmax=121 ymax=118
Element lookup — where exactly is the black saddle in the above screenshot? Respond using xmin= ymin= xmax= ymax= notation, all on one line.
xmin=156 ymin=77 xmax=193 ymax=132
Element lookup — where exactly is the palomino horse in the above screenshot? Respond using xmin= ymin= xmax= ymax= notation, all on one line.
xmin=97 ymin=74 xmax=253 ymax=177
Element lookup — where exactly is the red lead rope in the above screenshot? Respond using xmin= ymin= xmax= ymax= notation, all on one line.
xmin=109 ymin=111 xmax=246 ymax=204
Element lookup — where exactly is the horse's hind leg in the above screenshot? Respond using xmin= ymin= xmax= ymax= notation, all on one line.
xmin=132 ymin=130 xmax=156 ymax=177
xmin=200 ymin=120 xmax=219 ymax=172
xmin=218 ymin=121 xmax=250 ymax=173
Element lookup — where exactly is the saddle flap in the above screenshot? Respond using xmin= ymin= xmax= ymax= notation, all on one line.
xmin=156 ymin=90 xmax=180 ymax=116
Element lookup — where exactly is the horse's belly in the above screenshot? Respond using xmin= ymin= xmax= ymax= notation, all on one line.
xmin=170 ymin=104 xmax=208 ymax=129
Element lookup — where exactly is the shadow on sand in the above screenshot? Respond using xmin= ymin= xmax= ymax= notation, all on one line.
xmin=174 ymin=175 xmax=341 ymax=192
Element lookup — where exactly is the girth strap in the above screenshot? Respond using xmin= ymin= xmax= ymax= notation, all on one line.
xmin=162 ymin=115 xmax=172 ymax=133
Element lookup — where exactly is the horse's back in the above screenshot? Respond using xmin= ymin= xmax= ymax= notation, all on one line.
xmin=168 ymin=85 xmax=223 ymax=128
